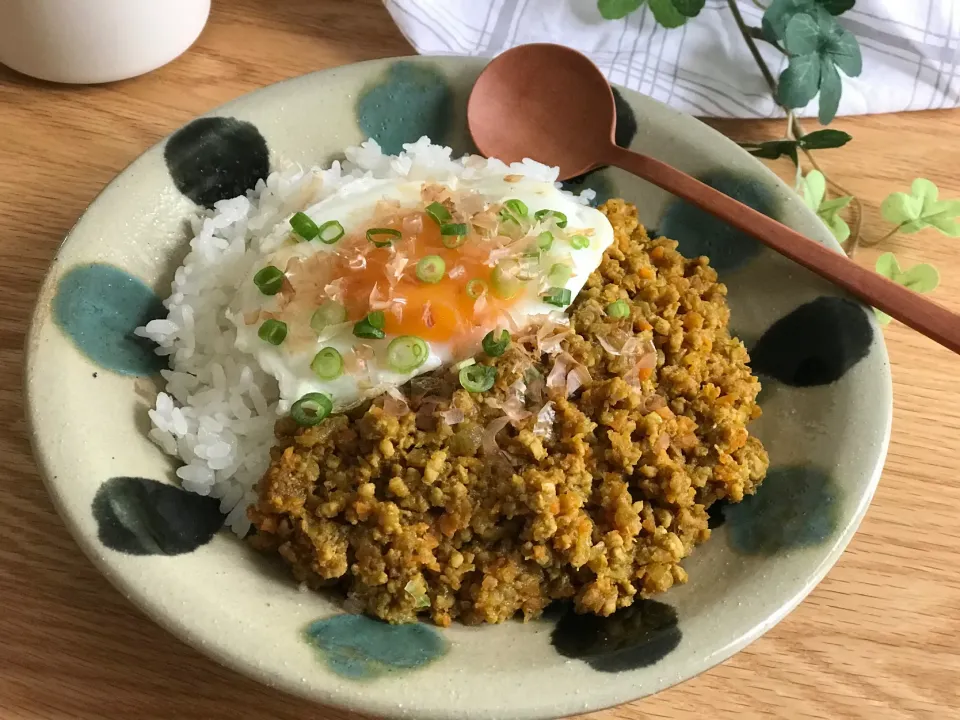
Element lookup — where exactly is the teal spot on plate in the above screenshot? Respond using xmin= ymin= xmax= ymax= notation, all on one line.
xmin=724 ymin=465 xmax=839 ymax=555
xmin=659 ymin=170 xmax=777 ymax=273
xmin=52 ymin=263 xmax=166 ymax=376
xmin=357 ymin=63 xmax=452 ymax=154
xmin=305 ymin=614 xmax=448 ymax=680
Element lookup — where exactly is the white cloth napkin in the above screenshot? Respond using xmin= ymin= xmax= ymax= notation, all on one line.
xmin=384 ymin=0 xmax=960 ymax=119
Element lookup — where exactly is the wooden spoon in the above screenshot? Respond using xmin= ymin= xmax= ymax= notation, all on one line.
xmin=467 ymin=43 xmax=960 ymax=355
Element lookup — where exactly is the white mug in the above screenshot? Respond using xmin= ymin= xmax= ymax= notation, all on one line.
xmin=0 ymin=0 xmax=211 ymax=84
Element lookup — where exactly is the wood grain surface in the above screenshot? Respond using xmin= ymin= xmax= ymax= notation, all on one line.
xmin=2 ymin=2 xmax=959 ymax=718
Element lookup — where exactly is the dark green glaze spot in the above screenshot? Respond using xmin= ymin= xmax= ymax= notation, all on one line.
xmin=357 ymin=63 xmax=452 ymax=155
xmin=550 ymin=599 xmax=681 ymax=673
xmin=92 ymin=477 xmax=224 ymax=555
xmin=53 ymin=263 xmax=166 ymax=376
xmin=164 ymin=116 xmax=270 ymax=209
xmin=305 ymin=614 xmax=448 ymax=679
xmin=659 ymin=170 xmax=777 ymax=273
xmin=707 ymin=499 xmax=729 ymax=529
xmin=723 ymin=465 xmax=839 ymax=555
xmin=612 ymin=86 xmax=638 ymax=150
xmin=751 ymin=296 xmax=872 ymax=387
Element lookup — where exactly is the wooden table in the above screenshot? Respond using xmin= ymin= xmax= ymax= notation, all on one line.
xmin=2 ymin=2 xmax=958 ymax=718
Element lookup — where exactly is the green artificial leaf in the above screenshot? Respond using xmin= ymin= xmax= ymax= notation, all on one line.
xmin=763 ymin=0 xmax=851 ymax=40
xmin=873 ymin=252 xmax=940 ymax=325
xmin=598 ymin=0 xmax=645 ymax=20
xmin=773 ymin=4 xmax=862 ymax=124
xmin=875 ymin=252 xmax=901 ymax=280
xmin=672 ymin=0 xmax=706 ymax=15
xmin=742 ymin=139 xmax=800 ymax=164
xmin=799 ymin=170 xmax=853 ymax=243
xmin=817 ymin=0 xmax=855 ymax=14
xmin=881 ymin=178 xmax=960 ymax=236
xmin=800 ymin=128 xmax=852 ymax=150
xmin=784 ymin=13 xmax=821 ymax=55
xmin=763 ymin=0 xmax=820 ymax=41
xmin=898 ymin=263 xmax=940 ymax=293
xmin=740 ymin=130 xmax=851 ymax=166
xmin=648 ymin=0 xmax=687 ymax=26
xmin=648 ymin=0 xmax=704 ymax=27
xmin=800 ymin=170 xmax=827 ymax=210
xmin=818 ymin=57 xmax=843 ymax=123
xmin=824 ymin=24 xmax=863 ymax=76
xmin=778 ymin=53 xmax=822 ymax=108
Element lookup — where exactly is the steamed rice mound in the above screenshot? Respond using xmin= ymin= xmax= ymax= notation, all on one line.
xmin=249 ymin=199 xmax=769 ymax=626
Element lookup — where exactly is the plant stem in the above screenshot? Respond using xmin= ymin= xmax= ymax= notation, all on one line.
xmin=727 ymin=0 xmax=779 ymax=97
xmin=862 ymin=225 xmax=901 ymax=248
xmin=727 ymin=0 xmax=864 ymax=255
xmin=798 ymin=145 xmax=863 ymax=253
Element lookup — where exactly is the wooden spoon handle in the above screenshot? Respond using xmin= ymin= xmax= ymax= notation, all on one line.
xmin=605 ymin=145 xmax=960 ymax=355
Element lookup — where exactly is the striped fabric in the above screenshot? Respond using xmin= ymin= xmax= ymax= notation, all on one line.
xmin=384 ymin=0 xmax=960 ymax=118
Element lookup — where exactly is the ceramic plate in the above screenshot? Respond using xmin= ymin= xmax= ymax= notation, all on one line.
xmin=26 ymin=56 xmax=891 ymax=720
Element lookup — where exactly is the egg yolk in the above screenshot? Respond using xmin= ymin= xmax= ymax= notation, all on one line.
xmin=293 ymin=210 xmax=524 ymax=346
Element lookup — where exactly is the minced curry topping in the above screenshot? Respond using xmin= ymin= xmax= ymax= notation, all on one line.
xmin=249 ymin=199 xmax=769 ymax=626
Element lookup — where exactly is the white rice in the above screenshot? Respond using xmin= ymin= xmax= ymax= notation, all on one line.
xmin=137 ymin=137 xmax=596 ymax=535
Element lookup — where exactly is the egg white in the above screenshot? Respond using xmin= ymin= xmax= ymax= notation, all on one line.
xmin=230 ymin=175 xmax=614 ymax=411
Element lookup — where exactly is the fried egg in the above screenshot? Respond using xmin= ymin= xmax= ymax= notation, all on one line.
xmin=229 ymin=173 xmax=614 ymax=411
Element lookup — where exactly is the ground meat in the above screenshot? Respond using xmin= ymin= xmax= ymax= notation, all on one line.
xmin=248 ymin=199 xmax=769 ymax=626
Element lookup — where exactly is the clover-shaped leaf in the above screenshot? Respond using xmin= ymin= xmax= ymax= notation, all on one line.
xmin=764 ymin=0 xmax=855 ymax=40
xmin=874 ymin=252 xmax=940 ymax=325
xmin=768 ymin=1 xmax=862 ymax=124
xmin=648 ymin=0 xmax=705 ymax=27
xmin=598 ymin=0 xmax=644 ymax=20
xmin=597 ymin=0 xmax=703 ymax=24
xmin=799 ymin=170 xmax=853 ymax=243
xmin=881 ymin=178 xmax=960 ymax=236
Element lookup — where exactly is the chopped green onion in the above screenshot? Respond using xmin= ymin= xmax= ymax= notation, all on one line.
xmin=353 ymin=311 xmax=386 ymax=339
xmin=441 ymin=233 xmax=467 ymax=249
xmin=547 ymin=263 xmax=573 ymax=286
xmin=503 ymin=198 xmax=529 ymax=219
xmin=491 ymin=259 xmax=523 ymax=299
xmin=440 ymin=222 xmax=468 ymax=236
xmin=290 ymin=212 xmax=319 ymax=240
xmin=253 ymin=265 xmax=284 ymax=295
xmin=606 ymin=300 xmax=631 ymax=318
xmin=310 ymin=347 xmax=344 ymax=380
xmin=466 ymin=278 xmax=488 ymax=299
xmin=440 ymin=222 xmax=468 ymax=248
xmin=366 ymin=227 xmax=401 ymax=247
xmin=570 ymin=234 xmax=590 ymax=250
xmin=258 ymin=318 xmax=288 ymax=345
xmin=416 ymin=255 xmax=446 ymax=284
xmin=290 ymin=392 xmax=333 ymax=427
xmin=386 ymin=335 xmax=429 ymax=373
xmin=425 ymin=202 xmax=452 ymax=225
xmin=367 ymin=310 xmax=386 ymax=329
xmin=455 ymin=358 xmax=476 ymax=371
xmin=537 ymin=231 xmax=554 ymax=251
xmin=534 ymin=209 xmax=569 ymax=228
xmin=310 ymin=300 xmax=347 ymax=334
xmin=542 ymin=287 xmax=572 ymax=307
xmin=459 ymin=363 xmax=497 ymax=393
xmin=317 ymin=220 xmax=345 ymax=245
xmin=482 ymin=329 xmax=510 ymax=357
